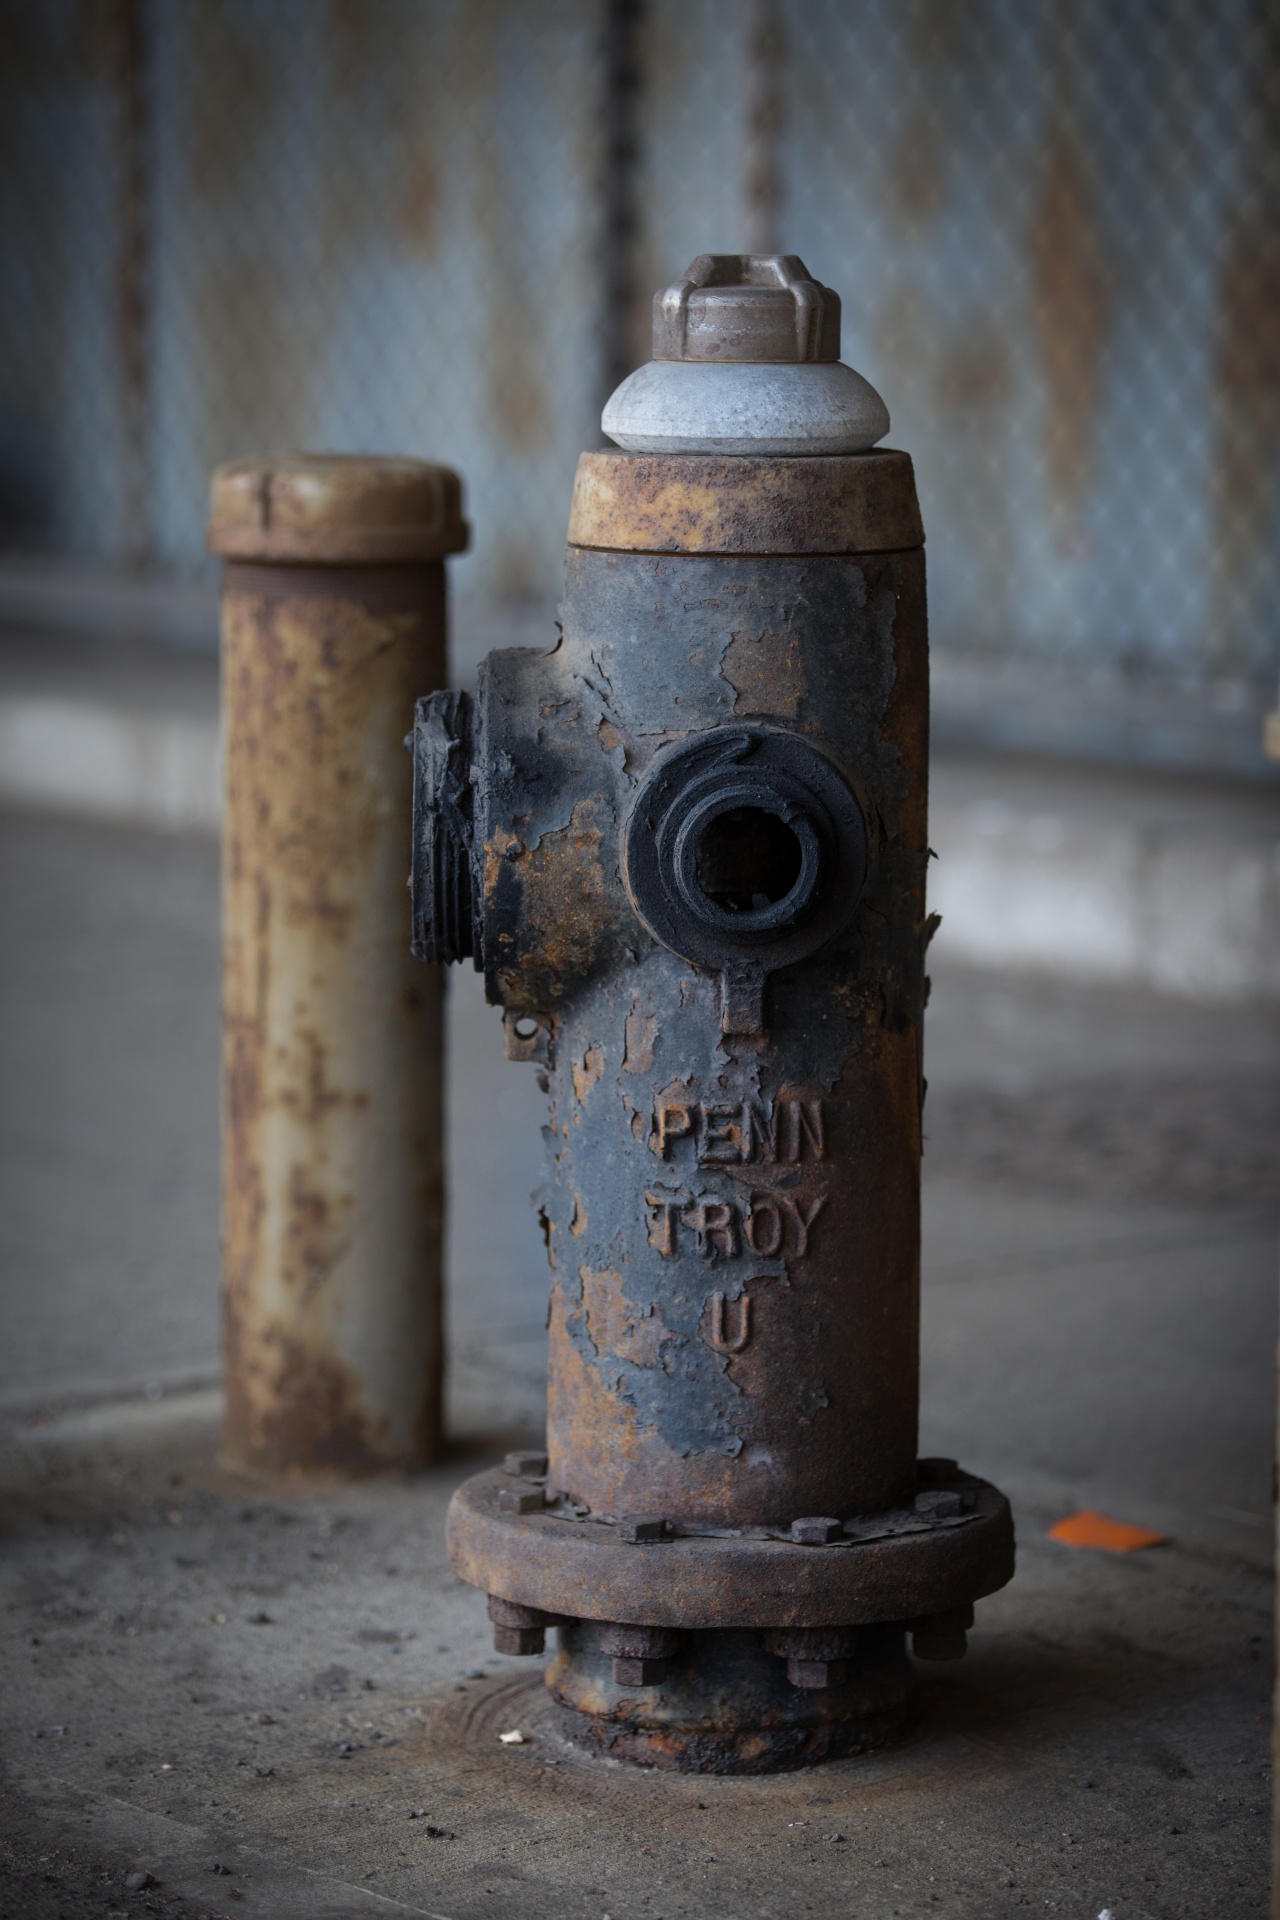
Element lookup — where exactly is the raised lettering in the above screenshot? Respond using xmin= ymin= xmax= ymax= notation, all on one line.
xmin=644 ymin=1193 xmax=678 ymax=1257
xmin=744 ymin=1197 xmax=784 ymax=1257
xmin=781 ymin=1193 xmax=826 ymax=1255
xmin=651 ymin=1098 xmax=693 ymax=1158
xmin=706 ymin=1291 xmax=751 ymax=1354
xmin=697 ymin=1103 xmax=741 ymax=1163
xmin=780 ymin=1099 xmax=825 ymax=1163
xmin=683 ymin=1200 xmax=737 ymax=1258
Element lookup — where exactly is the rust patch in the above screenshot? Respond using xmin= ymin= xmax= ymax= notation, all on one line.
xmin=546 ymin=1284 xmax=743 ymax=1524
xmin=251 ymin=1336 xmax=391 ymax=1477
xmin=1028 ymin=83 xmax=1109 ymax=516
xmin=721 ymin=625 xmax=805 ymax=718
xmin=567 ymin=451 xmax=924 ymax=557
xmin=495 ymin=799 xmax=612 ymax=1008
xmin=622 ymin=1005 xmax=658 ymax=1074
xmin=582 ymin=1265 xmax=675 ymax=1371
xmin=572 ymin=1043 xmax=605 ymax=1104
xmin=1210 ymin=11 xmax=1280 ymax=677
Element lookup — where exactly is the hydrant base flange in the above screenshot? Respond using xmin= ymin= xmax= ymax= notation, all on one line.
xmin=446 ymin=1462 xmax=1014 ymax=1631
xmin=547 ymin=1623 xmax=913 ymax=1775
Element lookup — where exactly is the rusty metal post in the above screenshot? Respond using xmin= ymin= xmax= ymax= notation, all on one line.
xmin=209 ymin=455 xmax=467 ymax=1475
xmin=412 ymin=258 xmax=1013 ymax=1771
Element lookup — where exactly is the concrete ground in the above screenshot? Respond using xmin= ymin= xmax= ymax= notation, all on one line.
xmin=1 ymin=806 xmax=1277 ymax=1919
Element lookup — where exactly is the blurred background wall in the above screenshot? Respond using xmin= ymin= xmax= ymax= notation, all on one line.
xmin=0 ymin=0 xmax=1278 ymax=770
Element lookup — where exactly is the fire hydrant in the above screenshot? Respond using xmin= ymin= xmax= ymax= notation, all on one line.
xmin=413 ymin=256 xmax=1013 ymax=1771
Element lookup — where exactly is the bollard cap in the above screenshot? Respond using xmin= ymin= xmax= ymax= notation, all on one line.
xmin=653 ymin=254 xmax=841 ymax=364
xmin=207 ymin=454 xmax=469 ymax=564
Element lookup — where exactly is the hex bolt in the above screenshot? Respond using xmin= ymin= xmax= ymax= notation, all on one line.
xmin=503 ymin=1450 xmax=548 ymax=1478
xmin=910 ymin=1605 xmax=975 ymax=1662
xmin=763 ymin=1627 xmax=858 ymax=1690
xmin=787 ymin=1657 xmax=849 ymax=1690
xmin=487 ymin=1595 xmax=567 ymax=1657
xmin=618 ymin=1514 xmax=669 ymax=1543
xmin=498 ymin=1486 xmax=545 ymax=1515
xmin=914 ymin=1488 xmax=964 ymax=1519
xmin=790 ymin=1516 xmax=844 ymax=1545
xmin=600 ymin=1624 xmax=679 ymax=1687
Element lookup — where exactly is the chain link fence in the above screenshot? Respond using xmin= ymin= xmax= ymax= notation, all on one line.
xmin=1 ymin=0 xmax=1277 ymax=753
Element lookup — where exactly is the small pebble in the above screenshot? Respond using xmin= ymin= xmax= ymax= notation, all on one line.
xmin=124 ymin=1870 xmax=158 ymax=1891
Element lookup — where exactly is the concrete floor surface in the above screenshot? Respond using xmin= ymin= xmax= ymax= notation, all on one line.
xmin=0 ymin=809 xmax=1276 ymax=1918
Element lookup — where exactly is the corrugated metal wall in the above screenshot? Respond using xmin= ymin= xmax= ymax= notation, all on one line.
xmin=1 ymin=0 xmax=1277 ymax=721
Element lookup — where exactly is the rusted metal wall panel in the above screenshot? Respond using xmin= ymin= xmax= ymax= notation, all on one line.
xmin=144 ymin=0 xmax=605 ymax=658
xmin=0 ymin=0 xmax=1276 ymax=736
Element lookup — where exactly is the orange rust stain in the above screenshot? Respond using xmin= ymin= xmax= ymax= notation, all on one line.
xmin=888 ymin=104 xmax=945 ymax=228
xmin=572 ymin=1043 xmax=605 ymax=1104
xmin=546 ymin=1285 xmax=741 ymax=1523
xmin=1029 ymin=107 xmax=1109 ymax=517
xmin=721 ymin=626 xmax=805 ymax=719
xmin=252 ymin=1335 xmax=392 ymax=1477
xmin=566 ymin=452 xmax=924 ymax=557
xmin=581 ymin=1266 xmax=674 ymax=1371
xmin=501 ymin=798 xmax=611 ymax=1003
xmin=622 ymin=1007 xmax=658 ymax=1075
xmin=569 ymin=1196 xmax=588 ymax=1239
xmin=1211 ymin=42 xmax=1280 ymax=675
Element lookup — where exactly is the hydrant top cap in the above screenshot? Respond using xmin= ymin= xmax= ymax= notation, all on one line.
xmin=604 ymin=255 xmax=889 ymax=458
xmin=207 ymin=453 xmax=469 ymax=564
xmin=654 ymin=254 xmax=841 ymax=364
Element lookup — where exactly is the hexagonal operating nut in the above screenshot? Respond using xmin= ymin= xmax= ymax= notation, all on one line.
xmin=653 ymin=255 xmax=841 ymax=364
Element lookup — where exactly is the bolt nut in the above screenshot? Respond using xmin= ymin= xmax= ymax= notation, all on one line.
xmin=787 ymin=1657 xmax=849 ymax=1690
xmin=487 ymin=1594 xmax=567 ymax=1656
xmin=599 ymin=1623 xmax=679 ymax=1660
xmin=914 ymin=1488 xmax=964 ymax=1519
xmin=498 ymin=1486 xmax=544 ymax=1515
xmin=611 ymin=1656 xmax=668 ymax=1686
xmin=493 ymin=1625 xmax=545 ymax=1656
xmin=618 ymin=1514 xmax=669 ymax=1543
xmin=910 ymin=1605 xmax=975 ymax=1662
xmin=763 ymin=1627 xmax=858 ymax=1663
xmin=790 ymin=1516 xmax=844 ymax=1545
xmin=503 ymin=1450 xmax=548 ymax=1478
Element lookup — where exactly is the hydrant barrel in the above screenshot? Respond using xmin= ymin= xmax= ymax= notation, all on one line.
xmin=210 ymin=454 xmax=467 ymax=1475
xmin=539 ymin=449 xmax=927 ymax=1527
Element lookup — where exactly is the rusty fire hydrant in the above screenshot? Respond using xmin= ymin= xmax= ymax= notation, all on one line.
xmin=413 ymin=256 xmax=1013 ymax=1771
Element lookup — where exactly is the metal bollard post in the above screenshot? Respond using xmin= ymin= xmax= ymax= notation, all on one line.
xmin=209 ymin=455 xmax=467 ymax=1475
xmin=410 ymin=258 xmax=1013 ymax=1771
